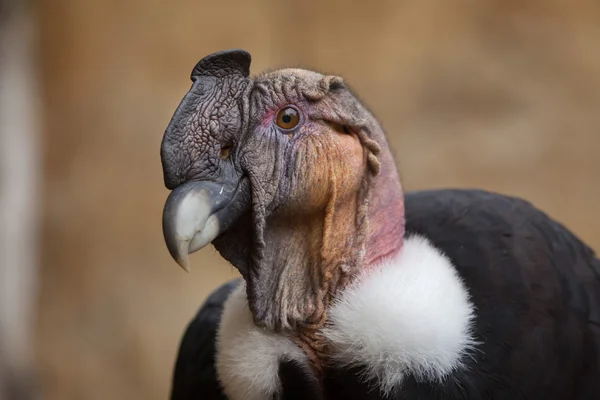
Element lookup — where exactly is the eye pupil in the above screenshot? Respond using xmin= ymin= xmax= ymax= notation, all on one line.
xmin=275 ymin=106 xmax=300 ymax=130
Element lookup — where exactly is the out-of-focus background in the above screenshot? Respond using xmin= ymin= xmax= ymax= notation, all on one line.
xmin=0 ymin=0 xmax=599 ymax=399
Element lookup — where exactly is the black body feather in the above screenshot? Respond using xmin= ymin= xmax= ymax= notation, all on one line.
xmin=170 ymin=279 xmax=241 ymax=400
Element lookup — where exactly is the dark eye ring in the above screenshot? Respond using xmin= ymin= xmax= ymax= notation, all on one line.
xmin=275 ymin=106 xmax=301 ymax=131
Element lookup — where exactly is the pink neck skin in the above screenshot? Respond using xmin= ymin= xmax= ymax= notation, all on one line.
xmin=364 ymin=148 xmax=406 ymax=270
xmin=290 ymin=146 xmax=406 ymax=377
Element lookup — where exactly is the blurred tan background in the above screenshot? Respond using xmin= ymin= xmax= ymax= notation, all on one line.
xmin=0 ymin=0 xmax=599 ymax=399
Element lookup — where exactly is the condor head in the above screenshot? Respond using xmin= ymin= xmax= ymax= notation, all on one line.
xmin=161 ymin=49 xmax=404 ymax=333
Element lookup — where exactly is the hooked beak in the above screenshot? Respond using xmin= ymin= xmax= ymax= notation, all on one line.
xmin=162 ymin=180 xmax=238 ymax=272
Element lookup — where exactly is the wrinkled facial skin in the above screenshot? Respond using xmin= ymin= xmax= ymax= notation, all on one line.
xmin=161 ymin=50 xmax=254 ymax=272
xmin=161 ymin=78 xmax=246 ymax=190
xmin=161 ymin=50 xmax=387 ymax=332
xmin=218 ymin=70 xmax=370 ymax=329
xmin=242 ymin=70 xmax=365 ymax=215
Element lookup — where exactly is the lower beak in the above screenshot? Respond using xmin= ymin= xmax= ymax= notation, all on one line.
xmin=162 ymin=180 xmax=237 ymax=272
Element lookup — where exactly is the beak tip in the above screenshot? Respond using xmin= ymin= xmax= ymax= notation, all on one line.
xmin=162 ymin=180 xmax=232 ymax=274
xmin=176 ymin=256 xmax=191 ymax=273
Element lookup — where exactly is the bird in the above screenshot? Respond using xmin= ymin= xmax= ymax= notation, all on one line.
xmin=160 ymin=49 xmax=600 ymax=400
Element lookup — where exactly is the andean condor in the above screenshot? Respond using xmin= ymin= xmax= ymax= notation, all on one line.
xmin=160 ymin=49 xmax=600 ymax=399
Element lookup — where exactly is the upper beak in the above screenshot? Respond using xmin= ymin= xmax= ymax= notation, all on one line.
xmin=162 ymin=180 xmax=237 ymax=272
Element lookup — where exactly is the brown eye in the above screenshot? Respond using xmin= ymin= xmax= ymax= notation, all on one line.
xmin=275 ymin=106 xmax=300 ymax=130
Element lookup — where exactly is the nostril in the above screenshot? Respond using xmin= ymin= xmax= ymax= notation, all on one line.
xmin=220 ymin=142 xmax=233 ymax=159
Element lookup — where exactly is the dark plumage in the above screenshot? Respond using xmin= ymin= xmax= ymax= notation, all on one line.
xmin=170 ymin=279 xmax=240 ymax=400
xmin=170 ymin=189 xmax=600 ymax=400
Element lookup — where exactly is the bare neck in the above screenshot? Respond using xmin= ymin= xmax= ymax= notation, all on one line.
xmin=250 ymin=141 xmax=405 ymax=327
xmin=319 ymin=143 xmax=405 ymax=292
xmin=288 ymin=143 xmax=406 ymax=376
xmin=364 ymin=146 xmax=406 ymax=268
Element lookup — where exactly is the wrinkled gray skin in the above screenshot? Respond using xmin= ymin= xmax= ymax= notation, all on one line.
xmin=161 ymin=51 xmax=254 ymax=272
xmin=161 ymin=49 xmax=400 ymax=332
